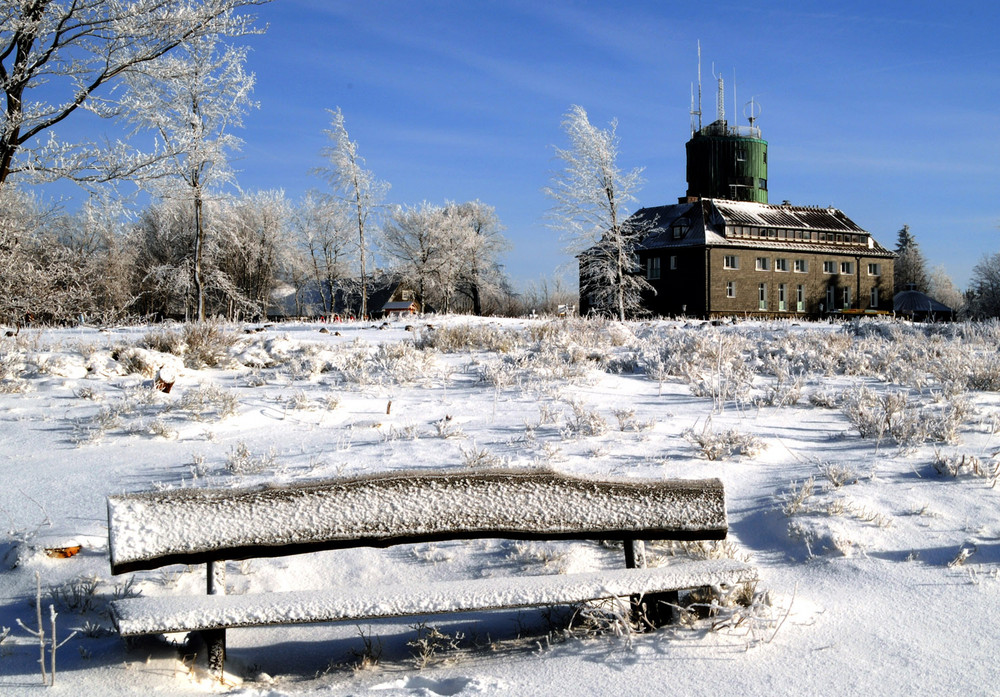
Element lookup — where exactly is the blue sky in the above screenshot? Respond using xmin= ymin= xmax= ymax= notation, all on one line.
xmin=50 ymin=1 xmax=1000 ymax=291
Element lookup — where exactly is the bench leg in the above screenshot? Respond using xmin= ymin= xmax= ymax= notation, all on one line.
xmin=642 ymin=591 xmax=680 ymax=627
xmin=623 ymin=539 xmax=648 ymax=626
xmin=203 ymin=628 xmax=226 ymax=673
xmin=205 ymin=561 xmax=225 ymax=673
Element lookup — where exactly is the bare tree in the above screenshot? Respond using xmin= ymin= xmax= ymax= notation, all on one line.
xmin=926 ymin=265 xmax=965 ymax=315
xmin=446 ymin=200 xmax=510 ymax=316
xmin=0 ymin=0 xmax=267 ymax=189
xmin=543 ymin=105 xmax=651 ymax=320
xmin=123 ymin=35 xmax=256 ymax=321
xmin=216 ymin=190 xmax=289 ymax=320
xmin=315 ymin=108 xmax=389 ymax=319
xmin=968 ymin=252 xmax=1000 ymax=319
xmin=54 ymin=192 xmax=140 ymax=322
xmin=290 ymin=191 xmax=354 ymax=314
xmin=382 ymin=202 xmax=447 ymax=310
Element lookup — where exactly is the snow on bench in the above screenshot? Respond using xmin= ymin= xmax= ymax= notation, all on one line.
xmin=112 ymin=562 xmax=757 ymax=636
xmin=106 ymin=469 xmax=752 ymax=671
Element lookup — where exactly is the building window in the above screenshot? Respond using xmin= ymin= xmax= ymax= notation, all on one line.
xmin=826 ymin=286 xmax=835 ymax=310
xmin=868 ymin=263 xmax=881 ymax=276
xmin=796 ymin=284 xmax=805 ymax=312
xmin=646 ymin=256 xmax=660 ymax=280
xmin=775 ymin=258 xmax=788 ymax=272
xmin=671 ymin=219 xmax=690 ymax=239
xmin=726 ymin=281 xmax=735 ymax=298
xmin=756 ymin=257 xmax=770 ymax=271
xmin=870 ymin=287 xmax=879 ymax=308
xmin=778 ymin=283 xmax=787 ymax=311
xmin=670 ymin=256 xmax=677 ymax=270
xmin=724 ymin=255 xmax=739 ymax=269
xmin=794 ymin=259 xmax=808 ymax=273
xmin=823 ymin=261 xmax=836 ymax=274
xmin=842 ymin=287 xmax=852 ymax=309
xmin=841 ymin=261 xmax=854 ymax=275
xmin=758 ymin=283 xmax=768 ymax=311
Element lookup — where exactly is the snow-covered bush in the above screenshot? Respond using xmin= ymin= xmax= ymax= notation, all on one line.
xmin=683 ymin=423 xmax=765 ymax=461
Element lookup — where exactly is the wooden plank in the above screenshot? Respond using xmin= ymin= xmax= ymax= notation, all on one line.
xmin=110 ymin=560 xmax=756 ymax=636
xmin=108 ymin=471 xmax=728 ymax=574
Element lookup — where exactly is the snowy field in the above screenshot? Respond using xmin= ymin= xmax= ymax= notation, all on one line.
xmin=1 ymin=315 xmax=999 ymax=696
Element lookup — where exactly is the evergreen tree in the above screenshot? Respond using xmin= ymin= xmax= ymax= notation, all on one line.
xmin=893 ymin=225 xmax=929 ymax=294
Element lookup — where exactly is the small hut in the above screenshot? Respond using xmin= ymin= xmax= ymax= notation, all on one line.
xmin=893 ymin=288 xmax=956 ymax=322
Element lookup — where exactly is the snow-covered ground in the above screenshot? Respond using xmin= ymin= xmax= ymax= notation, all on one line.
xmin=1 ymin=316 xmax=999 ymax=696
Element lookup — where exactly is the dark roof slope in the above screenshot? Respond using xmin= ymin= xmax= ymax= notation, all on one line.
xmin=633 ymin=199 xmax=894 ymax=257
xmin=893 ymin=290 xmax=955 ymax=315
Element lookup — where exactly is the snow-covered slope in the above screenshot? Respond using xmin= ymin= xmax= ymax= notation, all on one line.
xmin=1 ymin=316 xmax=998 ymax=696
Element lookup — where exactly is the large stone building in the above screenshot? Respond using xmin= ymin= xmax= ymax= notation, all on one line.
xmin=580 ymin=110 xmax=895 ymax=318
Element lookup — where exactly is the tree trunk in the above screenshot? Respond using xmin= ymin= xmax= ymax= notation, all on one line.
xmin=193 ymin=190 xmax=205 ymax=321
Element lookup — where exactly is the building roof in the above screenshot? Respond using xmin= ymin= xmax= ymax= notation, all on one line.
xmin=893 ymin=290 xmax=955 ymax=315
xmin=633 ymin=199 xmax=894 ymax=258
xmin=383 ymin=301 xmax=418 ymax=311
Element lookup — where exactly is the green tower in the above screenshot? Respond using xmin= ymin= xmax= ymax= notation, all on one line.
xmin=685 ymin=119 xmax=768 ymax=203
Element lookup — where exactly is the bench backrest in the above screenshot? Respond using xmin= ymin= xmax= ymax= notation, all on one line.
xmin=107 ymin=470 xmax=728 ymax=574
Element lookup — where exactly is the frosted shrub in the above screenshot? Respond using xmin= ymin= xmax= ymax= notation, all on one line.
xmin=756 ymin=356 xmax=803 ymax=407
xmin=683 ymin=423 xmax=765 ymax=461
xmin=841 ymin=386 xmax=908 ymax=441
xmin=371 ymin=341 xmax=436 ymax=386
xmin=480 ymin=357 xmax=518 ymax=390
xmin=112 ymin=346 xmax=159 ymax=376
xmin=561 ymin=400 xmax=608 ymax=438
xmin=415 ymin=323 xmax=521 ymax=353
xmin=684 ymin=356 xmax=755 ymax=411
xmin=932 ymin=449 xmax=1000 ymax=486
xmin=781 ymin=477 xmax=816 ymax=516
xmin=141 ymin=326 xmax=185 ymax=355
xmin=460 ymin=443 xmax=505 ymax=468
xmin=808 ymin=389 xmax=842 ymax=409
xmin=175 ymin=384 xmax=239 ymax=421
xmin=226 ymin=441 xmax=276 ymax=474
xmin=434 ymin=416 xmax=464 ymax=439
xmin=407 ymin=623 xmax=464 ymax=669
xmin=181 ymin=320 xmax=239 ymax=368
xmin=819 ymin=463 xmax=860 ymax=489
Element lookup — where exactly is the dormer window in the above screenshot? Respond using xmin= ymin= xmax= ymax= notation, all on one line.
xmin=671 ymin=219 xmax=690 ymax=239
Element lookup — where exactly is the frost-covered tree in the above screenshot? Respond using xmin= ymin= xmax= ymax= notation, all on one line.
xmin=382 ymin=202 xmax=448 ymax=309
xmin=544 ymin=105 xmax=651 ymax=320
xmin=893 ymin=225 xmax=929 ymax=294
xmin=290 ymin=191 xmax=354 ymax=314
xmin=123 ymin=35 xmax=256 ymax=321
xmin=382 ymin=200 xmax=511 ymax=315
xmin=968 ymin=252 xmax=1000 ymax=319
xmin=447 ymin=200 xmax=510 ymax=316
xmin=926 ymin=265 xmax=965 ymax=315
xmin=216 ymin=190 xmax=289 ymax=320
xmin=315 ymin=108 xmax=389 ymax=319
xmin=54 ymin=193 xmax=140 ymax=322
xmin=0 ymin=0 xmax=267 ymax=189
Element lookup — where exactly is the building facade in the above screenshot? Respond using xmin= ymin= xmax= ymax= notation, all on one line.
xmin=580 ymin=115 xmax=895 ymax=318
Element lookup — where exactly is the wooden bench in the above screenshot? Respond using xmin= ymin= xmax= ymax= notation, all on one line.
xmin=106 ymin=469 xmax=755 ymax=671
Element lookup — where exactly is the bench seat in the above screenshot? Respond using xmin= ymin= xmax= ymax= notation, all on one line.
xmin=111 ymin=559 xmax=756 ymax=636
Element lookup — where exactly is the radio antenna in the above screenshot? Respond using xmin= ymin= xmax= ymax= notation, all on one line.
xmin=712 ymin=63 xmax=724 ymax=124
xmin=695 ymin=41 xmax=703 ymax=131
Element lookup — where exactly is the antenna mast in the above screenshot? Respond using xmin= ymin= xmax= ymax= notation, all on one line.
xmin=695 ymin=41 xmax=703 ymax=132
xmin=713 ymin=65 xmax=725 ymax=124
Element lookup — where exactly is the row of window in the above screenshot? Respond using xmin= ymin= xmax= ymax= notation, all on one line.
xmin=723 ymin=255 xmax=881 ymax=277
xmin=726 ymin=227 xmax=866 ymax=246
xmin=727 ymin=283 xmax=880 ymax=311
xmin=645 ymin=255 xmax=883 ymax=280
